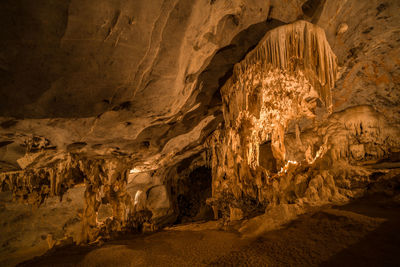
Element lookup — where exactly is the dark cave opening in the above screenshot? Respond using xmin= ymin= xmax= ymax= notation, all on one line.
xmin=259 ymin=141 xmax=278 ymax=173
xmin=175 ymin=166 xmax=213 ymax=224
xmin=302 ymin=0 xmax=325 ymax=19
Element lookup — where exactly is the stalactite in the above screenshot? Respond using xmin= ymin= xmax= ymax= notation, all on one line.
xmin=222 ymin=20 xmax=337 ymax=110
xmin=0 ymin=154 xmax=80 ymax=206
xmin=207 ymin=21 xmax=342 ymax=219
xmin=0 ymin=155 xmax=155 ymax=244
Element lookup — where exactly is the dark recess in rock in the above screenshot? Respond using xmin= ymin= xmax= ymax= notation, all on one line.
xmin=302 ymin=0 xmax=324 ymax=18
xmin=176 ymin=166 xmax=213 ymax=223
xmin=67 ymin=142 xmax=87 ymax=151
xmin=259 ymin=141 xmax=278 ymax=173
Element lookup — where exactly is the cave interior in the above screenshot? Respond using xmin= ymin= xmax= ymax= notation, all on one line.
xmin=0 ymin=0 xmax=400 ymax=266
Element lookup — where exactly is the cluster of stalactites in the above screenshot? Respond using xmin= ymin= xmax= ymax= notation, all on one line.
xmin=0 ymin=154 xmax=80 ymax=206
xmin=0 ymin=155 xmax=135 ymax=243
xmin=222 ymin=20 xmax=337 ymax=110
xmin=206 ymin=21 xmax=340 ymax=210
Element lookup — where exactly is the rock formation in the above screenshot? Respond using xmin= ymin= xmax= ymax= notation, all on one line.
xmin=207 ymin=19 xmax=399 ymax=220
xmin=0 ymin=0 xmax=399 ymax=265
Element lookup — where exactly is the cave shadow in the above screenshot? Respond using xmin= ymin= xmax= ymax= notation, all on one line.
xmin=17 ymin=231 xmax=160 ymax=267
xmin=207 ymin=192 xmax=400 ymax=266
xmin=175 ymin=166 xmax=213 ymax=224
xmin=17 ymin=244 xmax=95 ymax=267
xmin=320 ymin=194 xmax=400 ymax=267
xmin=320 ymin=220 xmax=400 ymax=267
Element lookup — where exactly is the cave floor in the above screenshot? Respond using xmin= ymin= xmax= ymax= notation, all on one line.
xmin=20 ymin=194 xmax=400 ymax=267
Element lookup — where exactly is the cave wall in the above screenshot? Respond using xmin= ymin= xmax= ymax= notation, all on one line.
xmin=0 ymin=151 xmax=214 ymax=266
xmin=317 ymin=0 xmax=400 ymax=125
xmin=0 ymin=0 xmax=293 ymax=179
xmin=207 ymin=1 xmax=400 ymax=220
xmin=0 ymin=156 xmax=174 ymax=266
xmin=0 ymin=187 xmax=85 ymax=266
xmin=0 ymin=0 xmax=271 ymax=118
xmin=0 ymin=1 xmax=286 ymax=261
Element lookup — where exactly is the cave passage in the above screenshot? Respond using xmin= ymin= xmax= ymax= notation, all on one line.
xmin=259 ymin=141 xmax=278 ymax=173
xmin=176 ymin=166 xmax=213 ymax=224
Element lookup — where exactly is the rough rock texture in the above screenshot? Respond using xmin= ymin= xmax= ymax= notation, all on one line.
xmin=207 ymin=11 xmax=400 ymax=220
xmin=0 ymin=1 xmax=277 ymax=261
xmin=0 ymin=0 xmax=399 ymax=265
xmin=207 ymin=20 xmax=340 ymax=218
xmin=0 ymin=0 xmax=309 ymax=173
xmin=318 ymin=0 xmax=400 ymax=125
xmin=15 ymin=180 xmax=400 ymax=266
xmin=0 ymin=187 xmax=85 ymax=266
xmin=0 ymin=0 xmax=275 ymax=172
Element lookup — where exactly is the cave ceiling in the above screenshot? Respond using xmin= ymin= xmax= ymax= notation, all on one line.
xmin=1 ymin=0 xmax=397 ymax=173
xmin=2 ymin=0 xmax=268 ymax=171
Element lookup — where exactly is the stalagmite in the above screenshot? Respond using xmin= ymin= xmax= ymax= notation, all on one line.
xmin=271 ymin=122 xmax=286 ymax=167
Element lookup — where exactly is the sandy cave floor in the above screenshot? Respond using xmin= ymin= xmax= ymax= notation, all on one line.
xmin=20 ymin=194 xmax=400 ymax=267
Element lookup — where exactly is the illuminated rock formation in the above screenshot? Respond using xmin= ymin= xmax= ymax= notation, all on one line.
xmin=207 ymin=21 xmax=400 ymax=220
xmin=0 ymin=155 xmax=170 ymax=262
